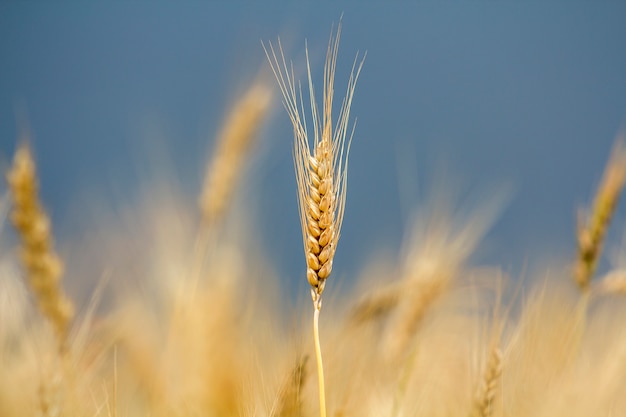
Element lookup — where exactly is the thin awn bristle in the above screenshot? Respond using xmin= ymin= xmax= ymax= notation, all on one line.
xmin=199 ymin=82 xmax=272 ymax=229
xmin=574 ymin=138 xmax=626 ymax=292
xmin=6 ymin=144 xmax=75 ymax=352
xmin=263 ymin=21 xmax=365 ymax=304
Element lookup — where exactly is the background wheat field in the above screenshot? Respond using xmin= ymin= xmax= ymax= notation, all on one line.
xmin=2 ymin=3 xmax=626 ymax=417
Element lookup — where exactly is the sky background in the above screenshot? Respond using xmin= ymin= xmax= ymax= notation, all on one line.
xmin=1 ymin=2 xmax=626 ymax=297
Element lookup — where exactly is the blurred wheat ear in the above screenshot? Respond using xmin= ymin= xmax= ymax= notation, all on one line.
xmin=575 ymin=137 xmax=626 ymax=292
xmin=193 ymin=80 xmax=272 ymax=287
xmin=199 ymin=81 xmax=272 ymax=232
xmin=6 ymin=144 xmax=74 ymax=353
xmin=264 ymin=19 xmax=365 ymax=417
xmin=273 ymin=355 xmax=308 ymax=417
xmin=470 ymin=346 xmax=502 ymax=417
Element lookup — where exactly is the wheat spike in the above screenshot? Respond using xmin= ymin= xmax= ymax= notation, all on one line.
xmin=6 ymin=145 xmax=74 ymax=351
xmin=349 ymin=280 xmax=405 ymax=324
xmin=274 ymin=355 xmax=308 ymax=417
xmin=471 ymin=347 xmax=502 ymax=417
xmin=199 ymin=82 xmax=272 ymax=229
xmin=264 ymin=21 xmax=364 ymax=417
xmin=575 ymin=138 xmax=626 ymax=291
xmin=263 ymin=22 xmax=364 ymax=305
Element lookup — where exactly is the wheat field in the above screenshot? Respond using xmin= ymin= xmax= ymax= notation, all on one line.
xmin=2 ymin=23 xmax=626 ymax=417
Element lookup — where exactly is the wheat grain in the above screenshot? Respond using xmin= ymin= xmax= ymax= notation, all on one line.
xmin=6 ymin=145 xmax=74 ymax=352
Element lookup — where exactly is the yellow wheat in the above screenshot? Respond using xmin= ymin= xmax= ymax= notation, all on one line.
xmin=263 ymin=23 xmax=364 ymax=305
xmin=6 ymin=145 xmax=74 ymax=352
xmin=575 ymin=138 xmax=626 ymax=291
xmin=471 ymin=347 xmax=502 ymax=417
xmin=274 ymin=355 xmax=308 ymax=417
xmin=199 ymin=82 xmax=272 ymax=230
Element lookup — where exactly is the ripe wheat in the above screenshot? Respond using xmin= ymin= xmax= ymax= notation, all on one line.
xmin=575 ymin=138 xmax=626 ymax=291
xmin=7 ymin=144 xmax=74 ymax=352
xmin=264 ymin=21 xmax=364 ymax=417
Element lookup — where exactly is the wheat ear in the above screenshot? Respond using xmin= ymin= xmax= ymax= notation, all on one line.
xmin=575 ymin=138 xmax=626 ymax=292
xmin=6 ymin=144 xmax=74 ymax=352
xmin=193 ymin=81 xmax=271 ymax=287
xmin=199 ymin=82 xmax=272 ymax=230
xmin=274 ymin=355 xmax=308 ymax=417
xmin=264 ymin=21 xmax=364 ymax=417
xmin=470 ymin=347 xmax=503 ymax=417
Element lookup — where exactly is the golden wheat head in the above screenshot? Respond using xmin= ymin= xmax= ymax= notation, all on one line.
xmin=200 ymin=82 xmax=272 ymax=229
xmin=575 ymin=138 xmax=626 ymax=291
xmin=264 ymin=22 xmax=364 ymax=305
xmin=6 ymin=145 xmax=74 ymax=351
xmin=471 ymin=346 xmax=502 ymax=417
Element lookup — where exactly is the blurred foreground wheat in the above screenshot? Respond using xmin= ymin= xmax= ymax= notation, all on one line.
xmin=1 ymin=26 xmax=626 ymax=417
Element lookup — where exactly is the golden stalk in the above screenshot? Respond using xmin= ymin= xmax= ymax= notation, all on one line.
xmin=470 ymin=347 xmax=503 ymax=417
xmin=274 ymin=355 xmax=308 ymax=417
xmin=575 ymin=138 xmax=626 ymax=292
xmin=199 ymin=81 xmax=272 ymax=230
xmin=264 ymin=21 xmax=364 ymax=417
xmin=193 ymin=80 xmax=272 ymax=289
xmin=6 ymin=145 xmax=74 ymax=352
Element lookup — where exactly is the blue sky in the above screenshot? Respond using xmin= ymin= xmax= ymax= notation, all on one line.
xmin=1 ymin=3 xmax=626 ymax=294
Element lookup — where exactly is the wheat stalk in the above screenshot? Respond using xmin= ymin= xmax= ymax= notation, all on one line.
xmin=6 ymin=144 xmax=75 ymax=353
xmin=199 ymin=82 xmax=272 ymax=230
xmin=575 ymin=138 xmax=626 ymax=292
xmin=470 ymin=347 xmax=502 ymax=417
xmin=264 ymin=21 xmax=364 ymax=417
xmin=193 ymin=80 xmax=272 ymax=290
xmin=274 ymin=355 xmax=308 ymax=417
xmin=349 ymin=280 xmax=405 ymax=324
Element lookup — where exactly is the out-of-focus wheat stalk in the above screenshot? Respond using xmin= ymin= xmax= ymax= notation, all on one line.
xmin=6 ymin=144 xmax=74 ymax=353
xmin=383 ymin=192 xmax=506 ymax=360
xmin=264 ymin=21 xmax=364 ymax=417
xmin=575 ymin=138 xmax=626 ymax=292
xmin=193 ymin=80 xmax=271 ymax=292
xmin=470 ymin=346 xmax=502 ymax=417
xmin=199 ymin=82 xmax=272 ymax=231
xmin=349 ymin=281 xmax=404 ymax=324
xmin=273 ymin=355 xmax=308 ymax=417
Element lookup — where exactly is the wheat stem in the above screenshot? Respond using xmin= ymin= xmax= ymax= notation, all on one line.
xmin=313 ymin=294 xmax=326 ymax=417
xmin=274 ymin=355 xmax=308 ymax=417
